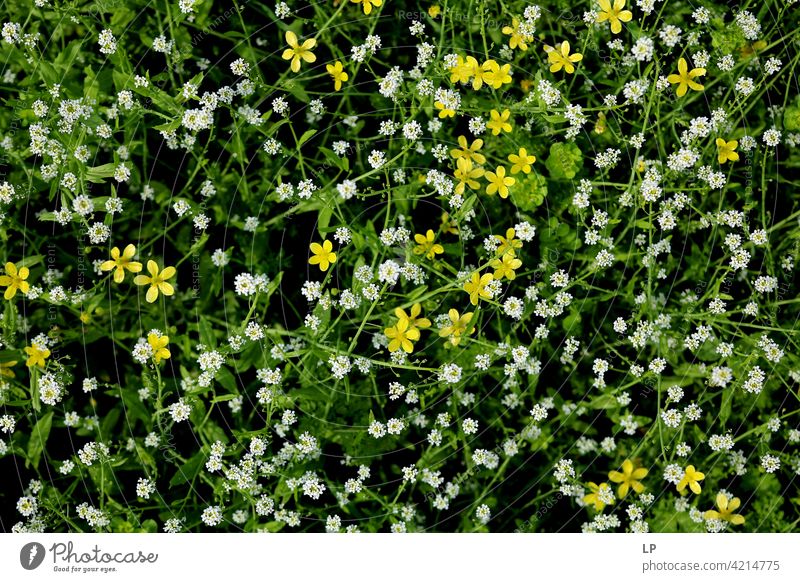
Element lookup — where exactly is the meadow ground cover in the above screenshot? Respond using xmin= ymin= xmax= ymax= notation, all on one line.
xmin=1 ymin=0 xmax=800 ymax=533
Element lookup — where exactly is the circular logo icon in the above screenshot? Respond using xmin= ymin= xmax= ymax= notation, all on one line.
xmin=20 ymin=542 xmax=46 ymax=570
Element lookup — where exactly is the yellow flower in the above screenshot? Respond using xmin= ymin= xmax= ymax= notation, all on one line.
xmin=24 ymin=343 xmax=50 ymax=368
xmin=282 ymin=31 xmax=317 ymax=73
xmin=487 ymin=109 xmax=512 ymax=135
xmin=596 ymin=0 xmax=632 ymax=34
xmin=450 ymin=135 xmax=486 ymax=165
xmin=716 ymin=138 xmax=739 ymax=164
xmin=608 ymin=459 xmax=648 ymax=498
xmin=413 ymin=229 xmax=444 ymax=260
xmin=134 ymin=260 xmax=176 ymax=303
xmin=740 ymin=40 xmax=767 ymax=58
xmin=0 ymin=360 xmax=17 ymax=378
xmin=395 ymin=303 xmax=431 ymax=333
xmin=490 ymin=252 xmax=522 ymax=281
xmin=594 ymin=112 xmax=607 ymax=135
xmin=308 ymin=239 xmax=337 ymax=272
xmin=326 ymin=61 xmax=349 ymax=91
xmin=704 ymin=492 xmax=745 ymax=525
xmin=485 ymin=166 xmax=515 ymax=198
xmin=502 ymin=18 xmax=531 ymax=51
xmin=434 ymin=99 xmax=456 ymax=118
xmin=508 ymin=148 xmax=536 ymax=174
xmin=351 ymin=0 xmax=382 ymax=15
xmin=440 ymin=212 xmax=459 ymax=235
xmin=494 ymin=228 xmax=522 ymax=257
xmin=449 ymin=55 xmax=472 ymax=84
xmin=667 ymin=58 xmax=705 ymax=97
xmin=454 ymin=157 xmax=485 ymax=195
xmin=100 ymin=244 xmax=142 ymax=283
xmin=676 ymin=465 xmax=705 ymax=495
xmin=450 ymin=56 xmax=482 ymax=88
xmin=463 ymin=271 xmax=494 ymax=305
xmin=481 ymin=60 xmax=512 ymax=89
xmin=0 ymin=262 xmax=30 ymax=300
xmin=583 ymin=482 xmax=614 ymax=511
xmin=438 ymin=308 xmax=475 ymax=346
xmin=147 ymin=333 xmax=171 ymax=364
xmin=385 ymin=317 xmax=420 ymax=353
xmin=544 ymin=41 xmax=583 ymax=74
xmin=428 ymin=5 xmax=441 ymax=18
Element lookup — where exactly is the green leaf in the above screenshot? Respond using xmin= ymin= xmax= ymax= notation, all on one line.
xmin=198 ymin=316 xmax=216 ymax=348
xmin=784 ymin=105 xmax=800 ymax=131
xmin=319 ymin=146 xmax=348 ymax=172
xmin=545 ymin=142 xmax=583 ymax=180
xmin=26 ymin=411 xmax=53 ymax=469
xmin=720 ymin=387 xmax=734 ymax=426
xmin=18 ymin=255 xmax=44 ymax=269
xmin=169 ymin=451 xmax=205 ymax=487
xmin=317 ymin=204 xmax=333 ymax=236
xmin=589 ymin=394 xmax=619 ymax=410
xmin=297 ymin=129 xmax=317 ymax=148
xmin=85 ymin=163 xmax=117 ymax=184
xmin=216 ymin=366 xmax=238 ymax=393
xmin=509 ymin=172 xmax=547 ymax=211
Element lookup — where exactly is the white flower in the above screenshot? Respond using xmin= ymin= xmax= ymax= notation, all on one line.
xmin=169 ymin=399 xmax=192 ymax=422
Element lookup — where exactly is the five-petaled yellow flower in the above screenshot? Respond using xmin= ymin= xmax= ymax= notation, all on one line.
xmin=282 ymin=31 xmax=317 ymax=73
xmin=413 ymin=230 xmax=445 ymax=259
xmin=463 ymin=271 xmax=494 ymax=305
xmin=481 ymin=60 xmax=513 ymax=89
xmin=490 ymin=252 xmax=522 ymax=281
xmin=450 ymin=135 xmax=486 ymax=165
xmin=495 ymin=228 xmax=523 ymax=256
xmin=100 ymin=244 xmax=142 ymax=283
xmin=676 ymin=464 xmax=705 ymax=495
xmin=716 ymin=138 xmax=739 ymax=164
xmin=398 ymin=304 xmax=430 ymax=331
xmin=667 ymin=58 xmax=706 ymax=97
xmin=508 ymin=148 xmax=536 ymax=174
xmin=0 ymin=262 xmax=30 ymax=300
xmin=351 ymin=0 xmax=382 ymax=15
xmin=502 ymin=18 xmax=532 ymax=51
xmin=454 ymin=157 xmax=485 ymax=195
xmin=608 ymin=458 xmax=648 ymax=498
xmin=596 ymin=0 xmax=633 ymax=34
xmin=487 ymin=109 xmax=512 ymax=135
xmin=704 ymin=492 xmax=745 ymax=525
xmin=148 ymin=333 xmax=171 ymax=364
xmin=385 ymin=317 xmax=420 ymax=353
xmin=134 ymin=260 xmax=177 ymax=303
xmin=439 ymin=308 xmax=475 ymax=346
xmin=326 ymin=61 xmax=348 ymax=91
xmin=544 ymin=41 xmax=583 ymax=74
xmin=583 ymin=482 xmax=614 ymax=511
xmin=24 ymin=343 xmax=50 ymax=368
xmin=449 ymin=55 xmax=481 ymax=87
xmin=485 ymin=166 xmax=515 ymax=198
xmin=308 ymin=239 xmax=337 ymax=272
